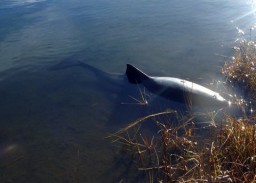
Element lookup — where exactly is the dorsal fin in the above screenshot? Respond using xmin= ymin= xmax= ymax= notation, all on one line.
xmin=125 ymin=64 xmax=150 ymax=84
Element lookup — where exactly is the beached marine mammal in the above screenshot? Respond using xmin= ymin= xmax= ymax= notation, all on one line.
xmin=126 ymin=64 xmax=229 ymax=108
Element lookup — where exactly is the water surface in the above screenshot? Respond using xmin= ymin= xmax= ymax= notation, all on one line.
xmin=0 ymin=0 xmax=256 ymax=182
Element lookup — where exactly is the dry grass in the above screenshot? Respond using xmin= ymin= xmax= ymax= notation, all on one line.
xmin=222 ymin=40 xmax=256 ymax=99
xmin=109 ymin=112 xmax=256 ymax=182
xmin=210 ymin=115 xmax=256 ymax=182
xmin=109 ymin=39 xmax=256 ymax=182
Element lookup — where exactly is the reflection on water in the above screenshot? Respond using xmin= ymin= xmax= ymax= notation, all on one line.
xmin=4 ymin=0 xmax=47 ymax=6
xmin=0 ymin=0 xmax=256 ymax=182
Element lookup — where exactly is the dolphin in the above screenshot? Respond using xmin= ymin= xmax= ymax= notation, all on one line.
xmin=126 ymin=64 xmax=229 ymax=108
xmin=50 ymin=59 xmax=229 ymax=108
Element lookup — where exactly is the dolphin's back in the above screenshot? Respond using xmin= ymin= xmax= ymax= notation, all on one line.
xmin=126 ymin=64 xmax=150 ymax=84
xmin=125 ymin=64 xmax=229 ymax=108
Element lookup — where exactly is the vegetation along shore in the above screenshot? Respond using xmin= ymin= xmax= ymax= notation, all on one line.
xmin=109 ymin=39 xmax=256 ymax=182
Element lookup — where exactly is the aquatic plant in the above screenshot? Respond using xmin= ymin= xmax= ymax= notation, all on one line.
xmin=222 ymin=40 xmax=256 ymax=100
xmin=209 ymin=115 xmax=256 ymax=182
xmin=109 ymin=111 xmax=256 ymax=182
xmin=108 ymin=36 xmax=256 ymax=182
xmin=109 ymin=38 xmax=256 ymax=182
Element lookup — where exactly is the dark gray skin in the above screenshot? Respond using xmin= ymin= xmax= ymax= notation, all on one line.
xmin=126 ymin=64 xmax=230 ymax=108
xmin=51 ymin=60 xmax=229 ymax=108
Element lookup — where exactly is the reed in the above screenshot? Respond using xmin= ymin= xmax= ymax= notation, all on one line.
xmin=109 ymin=111 xmax=256 ymax=182
xmin=222 ymin=40 xmax=256 ymax=100
xmin=109 ymin=39 xmax=256 ymax=182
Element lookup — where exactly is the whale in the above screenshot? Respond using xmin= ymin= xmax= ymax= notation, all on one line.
xmin=126 ymin=64 xmax=229 ymax=108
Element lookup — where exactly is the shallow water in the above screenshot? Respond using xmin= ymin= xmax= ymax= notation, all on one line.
xmin=0 ymin=0 xmax=256 ymax=182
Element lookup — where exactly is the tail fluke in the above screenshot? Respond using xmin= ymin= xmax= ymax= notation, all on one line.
xmin=126 ymin=64 xmax=150 ymax=84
